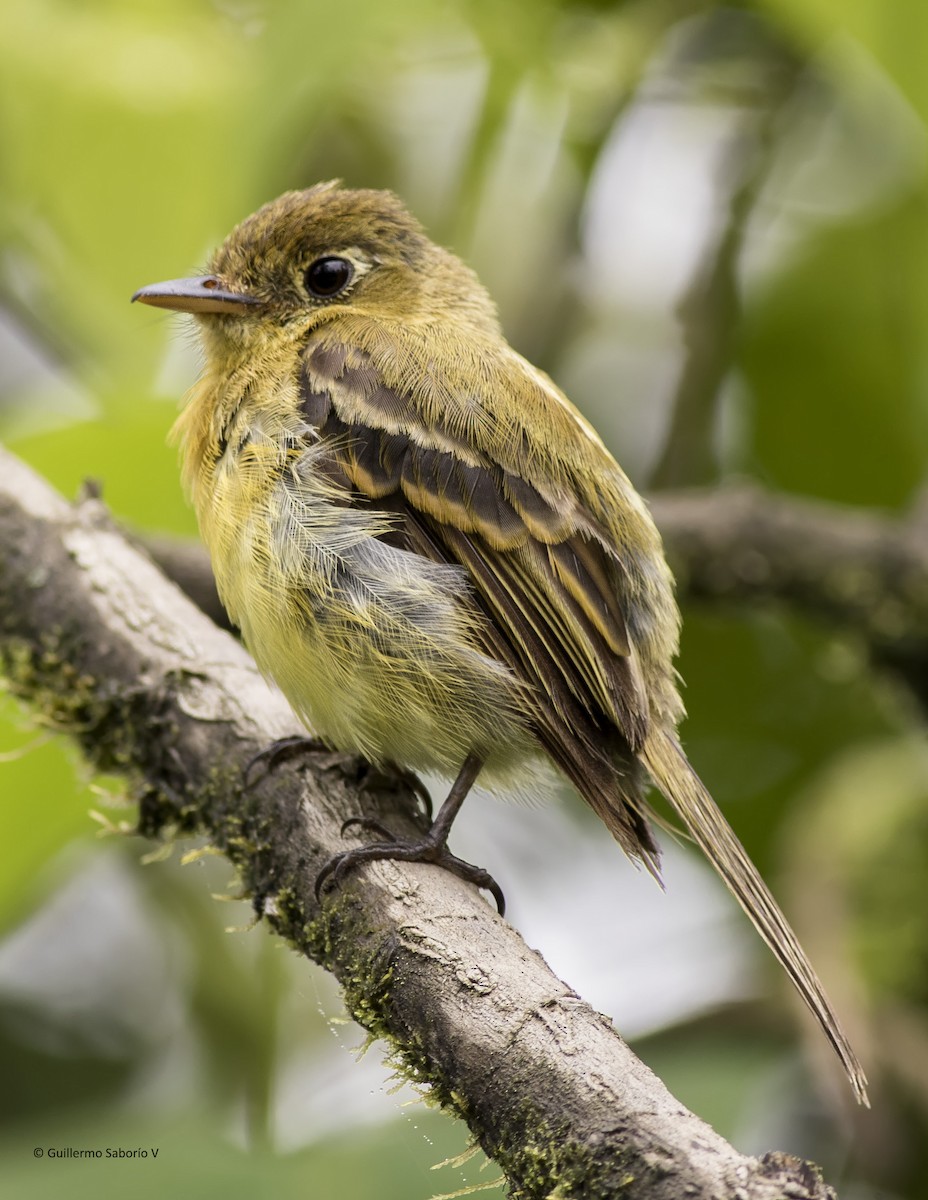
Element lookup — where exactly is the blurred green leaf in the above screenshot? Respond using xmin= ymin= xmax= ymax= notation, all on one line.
xmin=763 ymin=0 xmax=928 ymax=128
xmin=741 ymin=195 xmax=928 ymax=507
xmin=6 ymin=401 xmax=197 ymax=535
xmin=0 ymin=696 xmax=100 ymax=934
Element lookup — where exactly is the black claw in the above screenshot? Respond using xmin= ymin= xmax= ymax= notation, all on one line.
xmin=340 ymin=816 xmax=397 ymax=841
xmin=441 ymin=853 xmax=506 ymax=916
xmin=243 ymin=735 xmax=327 ymax=786
xmin=314 ymin=852 xmax=343 ymax=901
xmin=356 ymin=762 xmax=433 ymax=823
xmin=397 ymin=770 xmax=434 ymax=822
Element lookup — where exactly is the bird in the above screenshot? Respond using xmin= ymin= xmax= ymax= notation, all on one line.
xmin=133 ymin=181 xmax=867 ymax=1103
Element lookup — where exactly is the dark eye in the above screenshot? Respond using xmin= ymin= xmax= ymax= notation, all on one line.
xmin=304 ymin=256 xmax=354 ymax=299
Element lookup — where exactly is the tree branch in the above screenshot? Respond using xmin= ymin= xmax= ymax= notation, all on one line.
xmin=0 ymin=446 xmax=838 ymax=1200
xmin=650 ymin=484 xmax=928 ymax=706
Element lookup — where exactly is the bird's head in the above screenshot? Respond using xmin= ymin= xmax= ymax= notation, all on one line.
xmin=133 ymin=182 xmax=499 ymax=360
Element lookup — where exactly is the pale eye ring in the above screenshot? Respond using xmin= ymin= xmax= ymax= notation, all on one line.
xmin=304 ymin=256 xmax=354 ymax=299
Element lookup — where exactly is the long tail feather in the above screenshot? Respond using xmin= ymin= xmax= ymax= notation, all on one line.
xmin=640 ymin=726 xmax=869 ymax=1106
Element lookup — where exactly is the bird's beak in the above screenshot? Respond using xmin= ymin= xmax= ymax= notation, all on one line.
xmin=131 ymin=275 xmax=262 ymax=316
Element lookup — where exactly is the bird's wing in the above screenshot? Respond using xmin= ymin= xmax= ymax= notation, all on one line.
xmin=297 ymin=332 xmax=659 ymax=861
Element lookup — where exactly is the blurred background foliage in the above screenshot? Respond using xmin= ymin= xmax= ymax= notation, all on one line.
xmin=1 ymin=0 xmax=927 ymax=1197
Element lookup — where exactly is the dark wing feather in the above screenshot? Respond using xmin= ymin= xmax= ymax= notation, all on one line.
xmin=299 ymin=336 xmax=657 ymax=862
xmin=299 ymin=336 xmax=870 ymax=1100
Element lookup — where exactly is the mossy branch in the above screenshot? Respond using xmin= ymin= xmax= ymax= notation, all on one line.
xmin=0 ymin=445 xmax=838 ymax=1200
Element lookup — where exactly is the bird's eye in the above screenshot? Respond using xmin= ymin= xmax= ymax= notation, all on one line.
xmin=304 ymin=256 xmax=354 ymax=299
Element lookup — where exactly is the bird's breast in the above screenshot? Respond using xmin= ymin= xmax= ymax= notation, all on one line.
xmin=195 ymin=426 xmax=534 ymax=777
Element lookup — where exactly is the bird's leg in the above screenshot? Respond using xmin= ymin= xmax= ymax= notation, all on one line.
xmin=315 ymin=752 xmax=505 ymax=913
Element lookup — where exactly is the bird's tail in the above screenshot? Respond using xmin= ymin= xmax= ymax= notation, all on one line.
xmin=640 ymin=725 xmax=869 ymax=1106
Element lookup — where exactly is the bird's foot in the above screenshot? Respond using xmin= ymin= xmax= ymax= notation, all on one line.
xmin=244 ymin=740 xmax=432 ymax=821
xmin=354 ymin=762 xmax=433 ymax=822
xmin=243 ymin=735 xmax=331 ymax=786
xmin=314 ymin=824 xmax=505 ymax=914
